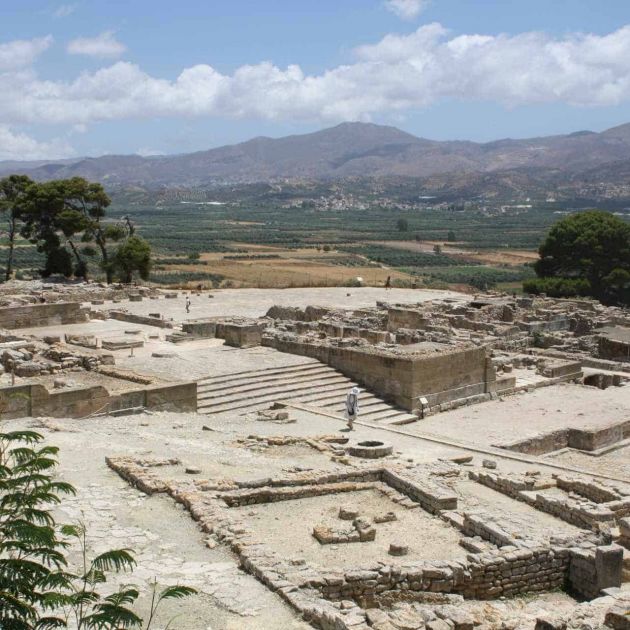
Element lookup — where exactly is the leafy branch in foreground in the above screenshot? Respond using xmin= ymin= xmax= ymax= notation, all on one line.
xmin=0 ymin=431 xmax=196 ymax=629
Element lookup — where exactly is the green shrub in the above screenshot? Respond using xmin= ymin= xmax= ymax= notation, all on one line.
xmin=523 ymin=276 xmax=591 ymax=297
xmin=0 ymin=430 xmax=195 ymax=628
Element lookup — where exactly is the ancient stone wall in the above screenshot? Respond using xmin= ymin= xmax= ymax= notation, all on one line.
xmin=109 ymin=310 xmax=174 ymax=328
xmin=386 ymin=307 xmax=430 ymax=332
xmin=0 ymin=302 xmax=89 ymax=329
xmin=410 ymin=347 xmax=488 ymax=408
xmin=0 ymin=380 xmax=196 ymax=419
xmin=598 ymin=333 xmax=630 ymax=361
xmin=265 ymin=336 xmax=489 ymax=411
xmin=497 ymin=419 xmax=630 ymax=455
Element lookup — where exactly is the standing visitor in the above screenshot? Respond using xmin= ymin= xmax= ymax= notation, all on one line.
xmin=385 ymin=276 xmax=392 ymax=290
xmin=185 ymin=296 xmax=191 ymax=313
xmin=345 ymin=386 xmax=360 ymax=430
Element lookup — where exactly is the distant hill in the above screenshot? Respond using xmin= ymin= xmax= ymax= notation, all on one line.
xmin=3 ymin=121 xmax=630 ymax=190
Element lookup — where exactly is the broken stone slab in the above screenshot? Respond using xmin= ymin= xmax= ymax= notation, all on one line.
xmin=605 ymin=605 xmax=630 ymax=630
xmin=374 ymin=511 xmax=397 ymax=523
xmin=482 ymin=459 xmax=497 ymax=469
xmin=339 ymin=507 xmax=360 ymax=520
xmin=185 ymin=466 xmax=202 ymax=475
xmin=535 ymin=617 xmax=567 ymax=630
xmin=388 ymin=543 xmax=409 ymax=556
xmin=14 ymin=361 xmax=47 ymax=376
xmin=101 ymin=338 xmax=144 ymax=350
xmin=449 ymin=454 xmax=473 ymax=465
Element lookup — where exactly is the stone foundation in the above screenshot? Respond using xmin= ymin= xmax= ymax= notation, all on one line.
xmin=106 ymin=456 xmax=622 ymax=630
xmin=496 ymin=419 xmax=630 ymax=455
xmin=0 ymin=380 xmax=197 ymax=419
xmin=0 ymin=302 xmax=90 ymax=329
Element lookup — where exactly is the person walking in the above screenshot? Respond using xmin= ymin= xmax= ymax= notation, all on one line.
xmin=385 ymin=276 xmax=392 ymax=290
xmin=185 ymin=296 xmax=191 ymax=313
xmin=345 ymin=386 xmax=360 ymax=431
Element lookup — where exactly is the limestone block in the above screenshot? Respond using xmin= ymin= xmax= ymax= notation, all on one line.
xmin=339 ymin=507 xmax=360 ymax=520
xmin=605 ymin=605 xmax=630 ymax=630
xmin=388 ymin=543 xmax=408 ymax=556
xmin=596 ymin=545 xmax=624 ymax=591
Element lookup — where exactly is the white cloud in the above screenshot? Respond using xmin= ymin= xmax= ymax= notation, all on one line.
xmin=0 ymin=36 xmax=52 ymax=71
xmin=0 ymin=125 xmax=75 ymax=160
xmin=54 ymin=3 xmax=77 ymax=18
xmin=385 ymin=0 xmax=429 ymax=20
xmin=67 ymin=31 xmax=126 ymax=58
xmin=2 ymin=25 xmax=630 ymax=131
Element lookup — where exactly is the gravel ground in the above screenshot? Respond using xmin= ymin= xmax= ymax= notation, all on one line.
xmin=91 ymin=286 xmax=466 ymax=322
xmin=546 ymin=444 xmax=630 ymax=479
xmin=231 ymin=488 xmax=468 ymax=569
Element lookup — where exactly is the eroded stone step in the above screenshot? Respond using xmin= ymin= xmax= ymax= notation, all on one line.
xmin=318 ymin=404 xmax=417 ymax=426
xmin=358 ymin=406 xmax=404 ymax=419
xmin=197 ymin=362 xmax=327 ymax=386
xmin=198 ymin=370 xmax=349 ymax=397
xmin=379 ymin=414 xmax=418 ymax=426
xmin=197 ymin=367 xmax=339 ymax=390
xmin=298 ymin=391 xmax=375 ymax=408
xmin=324 ymin=399 xmax=392 ymax=413
xmin=198 ymin=380 xmax=360 ymax=414
xmin=198 ymin=375 xmax=353 ymax=404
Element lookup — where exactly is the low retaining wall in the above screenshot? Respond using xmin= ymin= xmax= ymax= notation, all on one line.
xmin=496 ymin=419 xmax=630 ymax=455
xmin=0 ymin=302 xmax=90 ymax=329
xmin=108 ymin=310 xmax=174 ymax=328
xmin=315 ymin=545 xmax=571 ymax=602
xmin=0 ymin=380 xmax=196 ymax=419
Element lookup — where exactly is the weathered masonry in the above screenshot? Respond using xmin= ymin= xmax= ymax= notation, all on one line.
xmin=0 ymin=302 xmax=90 ymax=329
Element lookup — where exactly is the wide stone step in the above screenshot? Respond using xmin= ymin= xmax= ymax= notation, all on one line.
xmin=379 ymin=413 xmax=418 ymax=426
xmin=319 ymin=402 xmax=416 ymax=426
xmin=297 ymin=389 xmax=376 ymax=407
xmin=362 ymin=408 xmax=408 ymax=421
xmin=197 ymin=366 xmax=338 ymax=390
xmin=358 ymin=403 xmax=403 ymax=417
xmin=325 ymin=399 xmax=392 ymax=413
xmin=197 ymin=362 xmax=327 ymax=387
xmin=315 ymin=391 xmax=387 ymax=407
xmin=198 ymin=374 xmax=353 ymax=404
xmin=198 ymin=380 xmax=359 ymax=414
xmin=196 ymin=356 xmax=417 ymax=425
xmin=198 ymin=369 xmax=347 ymax=396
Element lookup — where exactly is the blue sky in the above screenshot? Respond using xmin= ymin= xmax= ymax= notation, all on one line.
xmin=1 ymin=0 xmax=630 ymax=159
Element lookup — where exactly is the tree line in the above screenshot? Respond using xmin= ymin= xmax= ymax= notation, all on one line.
xmin=525 ymin=210 xmax=630 ymax=306
xmin=0 ymin=175 xmax=152 ymax=283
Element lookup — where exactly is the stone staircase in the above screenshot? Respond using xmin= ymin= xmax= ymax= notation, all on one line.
xmin=196 ymin=359 xmax=417 ymax=426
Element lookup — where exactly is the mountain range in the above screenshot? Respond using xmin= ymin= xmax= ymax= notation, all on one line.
xmin=2 ymin=121 xmax=630 ymax=192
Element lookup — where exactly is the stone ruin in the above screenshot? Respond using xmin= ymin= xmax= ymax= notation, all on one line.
xmin=106 ymin=450 xmax=629 ymax=630
xmin=242 ymin=294 xmax=628 ymax=417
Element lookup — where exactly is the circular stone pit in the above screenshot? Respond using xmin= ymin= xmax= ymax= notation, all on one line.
xmin=347 ymin=440 xmax=393 ymax=459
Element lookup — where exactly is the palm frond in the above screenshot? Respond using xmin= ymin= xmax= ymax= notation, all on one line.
xmin=91 ymin=549 xmax=136 ymax=573
xmin=157 ymin=585 xmax=197 ymax=602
